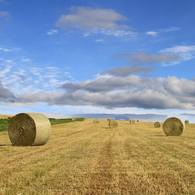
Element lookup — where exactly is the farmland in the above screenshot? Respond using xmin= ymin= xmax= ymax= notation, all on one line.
xmin=0 ymin=118 xmax=195 ymax=195
xmin=0 ymin=116 xmax=85 ymax=132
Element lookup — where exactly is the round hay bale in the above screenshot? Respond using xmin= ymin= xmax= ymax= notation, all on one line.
xmin=185 ymin=120 xmax=189 ymax=124
xmin=154 ymin=122 xmax=160 ymax=128
xmin=107 ymin=118 xmax=112 ymax=122
xmin=8 ymin=113 xmax=51 ymax=146
xmin=108 ymin=120 xmax=118 ymax=129
xmin=162 ymin=117 xmax=185 ymax=136
xmin=129 ymin=119 xmax=135 ymax=124
xmin=72 ymin=117 xmax=76 ymax=121
xmin=137 ymin=120 xmax=139 ymax=122
xmin=93 ymin=119 xmax=100 ymax=124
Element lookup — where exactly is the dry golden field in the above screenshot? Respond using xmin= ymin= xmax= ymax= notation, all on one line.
xmin=0 ymin=118 xmax=195 ymax=195
xmin=0 ymin=115 xmax=13 ymax=119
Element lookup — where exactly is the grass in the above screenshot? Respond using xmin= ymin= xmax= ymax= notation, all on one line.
xmin=0 ymin=117 xmax=85 ymax=131
xmin=0 ymin=118 xmax=12 ymax=132
xmin=48 ymin=118 xmax=85 ymax=125
xmin=0 ymin=119 xmax=195 ymax=194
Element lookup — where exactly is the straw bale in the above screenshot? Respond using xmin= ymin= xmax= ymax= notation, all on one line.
xmin=108 ymin=120 xmax=118 ymax=129
xmin=129 ymin=119 xmax=135 ymax=124
xmin=93 ymin=119 xmax=100 ymax=124
xmin=8 ymin=113 xmax=51 ymax=146
xmin=162 ymin=117 xmax=185 ymax=136
xmin=107 ymin=118 xmax=112 ymax=122
xmin=185 ymin=120 xmax=189 ymax=124
xmin=154 ymin=122 xmax=160 ymax=128
xmin=72 ymin=117 xmax=76 ymax=121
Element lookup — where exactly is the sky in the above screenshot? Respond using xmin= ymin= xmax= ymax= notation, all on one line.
xmin=0 ymin=0 xmax=195 ymax=122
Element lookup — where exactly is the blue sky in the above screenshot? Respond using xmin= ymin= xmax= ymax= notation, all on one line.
xmin=1 ymin=0 xmax=195 ymax=122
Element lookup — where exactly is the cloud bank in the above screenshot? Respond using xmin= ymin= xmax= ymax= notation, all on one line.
xmin=13 ymin=75 xmax=195 ymax=110
xmin=0 ymin=82 xmax=15 ymax=102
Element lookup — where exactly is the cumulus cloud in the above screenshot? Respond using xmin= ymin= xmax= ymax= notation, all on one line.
xmin=56 ymin=6 xmax=129 ymax=30
xmin=113 ymin=52 xmax=180 ymax=65
xmin=61 ymin=75 xmax=151 ymax=92
xmin=16 ymin=75 xmax=195 ymax=110
xmin=0 ymin=82 xmax=15 ymax=102
xmin=163 ymin=77 xmax=195 ymax=97
xmin=55 ymin=6 xmax=135 ymax=37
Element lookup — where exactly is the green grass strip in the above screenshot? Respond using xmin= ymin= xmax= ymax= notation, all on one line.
xmin=0 ymin=117 xmax=85 ymax=131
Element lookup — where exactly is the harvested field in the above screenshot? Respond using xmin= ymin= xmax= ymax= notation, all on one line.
xmin=0 ymin=115 xmax=13 ymax=119
xmin=0 ymin=119 xmax=195 ymax=194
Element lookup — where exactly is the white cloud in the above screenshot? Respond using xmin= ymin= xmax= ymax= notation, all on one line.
xmin=146 ymin=27 xmax=181 ymax=37
xmin=160 ymin=45 xmax=195 ymax=66
xmin=160 ymin=27 xmax=181 ymax=33
xmin=83 ymin=28 xmax=138 ymax=38
xmin=30 ymin=67 xmax=43 ymax=76
xmin=0 ymin=65 xmax=73 ymax=95
xmin=49 ymin=78 xmax=59 ymax=83
xmin=47 ymin=29 xmax=58 ymax=35
xmin=56 ymin=6 xmax=129 ymax=30
xmin=161 ymin=45 xmax=195 ymax=53
xmin=21 ymin=58 xmax=32 ymax=62
xmin=0 ymin=65 xmax=12 ymax=80
xmin=0 ymin=47 xmax=12 ymax=52
xmin=1 ymin=102 xmax=37 ymax=107
xmin=4 ymin=59 xmax=13 ymax=63
xmin=146 ymin=31 xmax=158 ymax=36
xmin=95 ymin=39 xmax=106 ymax=43
xmin=14 ymin=75 xmax=195 ymax=111
xmin=102 ymin=29 xmax=137 ymax=37
xmin=0 ymin=81 xmax=15 ymax=101
xmin=56 ymin=6 xmax=135 ymax=37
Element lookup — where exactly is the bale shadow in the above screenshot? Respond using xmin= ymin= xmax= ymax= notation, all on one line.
xmin=151 ymin=135 xmax=165 ymax=137
xmin=0 ymin=144 xmax=12 ymax=146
